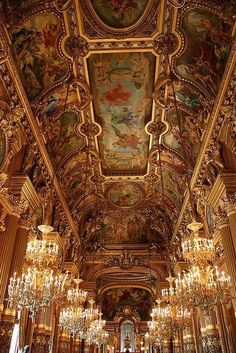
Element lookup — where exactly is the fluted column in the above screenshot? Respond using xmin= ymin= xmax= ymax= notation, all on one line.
xmin=215 ymin=305 xmax=231 ymax=353
xmin=0 ymin=214 xmax=19 ymax=308
xmin=9 ymin=224 xmax=29 ymax=277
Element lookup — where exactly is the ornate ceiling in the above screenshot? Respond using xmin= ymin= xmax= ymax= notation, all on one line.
xmin=0 ymin=0 xmax=235 ymax=318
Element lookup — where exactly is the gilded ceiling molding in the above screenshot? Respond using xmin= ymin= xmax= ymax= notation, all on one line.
xmin=79 ymin=0 xmax=160 ymax=39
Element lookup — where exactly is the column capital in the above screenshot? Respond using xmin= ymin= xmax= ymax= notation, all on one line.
xmin=207 ymin=171 xmax=236 ymax=208
xmin=212 ymin=208 xmax=229 ymax=232
xmin=221 ymin=192 xmax=236 ymax=216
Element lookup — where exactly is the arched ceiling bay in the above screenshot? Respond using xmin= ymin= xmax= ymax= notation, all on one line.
xmin=2 ymin=0 xmax=235 ymax=253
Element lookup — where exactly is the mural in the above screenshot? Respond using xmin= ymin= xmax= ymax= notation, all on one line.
xmin=8 ymin=0 xmax=39 ymax=9
xmin=176 ymin=9 xmax=232 ymax=96
xmin=88 ymin=52 xmax=155 ymax=175
xmin=40 ymin=84 xmax=78 ymax=119
xmin=161 ymin=166 xmax=185 ymax=209
xmin=163 ymin=109 xmax=201 ymax=166
xmin=88 ymin=211 xmax=159 ymax=244
xmin=101 ymin=288 xmax=152 ymax=320
xmin=12 ymin=14 xmax=68 ymax=100
xmin=42 ymin=111 xmax=84 ymax=165
xmin=0 ymin=130 xmax=6 ymax=168
xmin=107 ymin=183 xmax=143 ymax=208
xmin=91 ymin=0 xmax=149 ymax=29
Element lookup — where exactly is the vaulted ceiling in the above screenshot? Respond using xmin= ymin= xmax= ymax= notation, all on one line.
xmin=1 ymin=0 xmax=235 ymax=281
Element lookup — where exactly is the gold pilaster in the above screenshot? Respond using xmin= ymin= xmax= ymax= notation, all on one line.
xmin=0 ymin=214 xmax=19 ymax=308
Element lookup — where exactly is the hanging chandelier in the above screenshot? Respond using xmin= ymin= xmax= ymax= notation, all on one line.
xmin=59 ymin=306 xmax=85 ymax=338
xmin=86 ymin=312 xmax=109 ymax=346
xmin=25 ymin=225 xmax=59 ymax=267
xmin=176 ymin=222 xmax=232 ymax=314
xmin=182 ymin=222 xmax=215 ymax=266
xmin=8 ymin=266 xmax=68 ymax=318
xmin=67 ymin=279 xmax=87 ymax=306
xmin=7 ymin=224 xmax=68 ymax=318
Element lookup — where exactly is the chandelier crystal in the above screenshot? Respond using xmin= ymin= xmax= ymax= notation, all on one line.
xmin=26 ymin=225 xmax=59 ymax=267
xmin=177 ymin=222 xmax=232 ymax=314
xmin=182 ymin=222 xmax=215 ymax=266
xmin=8 ymin=267 xmax=68 ymax=318
xmin=87 ymin=312 xmax=109 ymax=346
xmin=7 ymin=224 xmax=68 ymax=318
xmin=59 ymin=306 xmax=85 ymax=338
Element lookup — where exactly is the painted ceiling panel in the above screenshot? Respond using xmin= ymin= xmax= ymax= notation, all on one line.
xmin=11 ymin=13 xmax=69 ymax=101
xmin=90 ymin=0 xmax=149 ymax=29
xmin=2 ymin=0 xmax=235 ymax=250
xmin=88 ymin=52 xmax=155 ymax=175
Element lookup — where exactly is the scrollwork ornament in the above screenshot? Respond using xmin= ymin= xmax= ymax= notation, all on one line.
xmin=0 ymin=47 xmax=8 ymax=64
xmin=79 ymin=122 xmax=100 ymax=137
xmin=147 ymin=121 xmax=166 ymax=137
xmin=221 ymin=193 xmax=236 ymax=216
xmin=64 ymin=36 xmax=89 ymax=58
xmin=167 ymin=0 xmax=185 ymax=8
xmin=0 ymin=207 xmax=7 ymax=232
xmin=154 ymin=33 xmax=178 ymax=55
xmin=7 ymin=195 xmax=29 ymax=217
xmin=54 ymin=0 xmax=74 ymax=11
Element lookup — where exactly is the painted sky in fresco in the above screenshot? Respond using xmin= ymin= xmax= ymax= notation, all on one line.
xmin=88 ymin=52 xmax=155 ymax=175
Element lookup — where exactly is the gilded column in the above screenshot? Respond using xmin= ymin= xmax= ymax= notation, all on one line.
xmin=215 ymin=305 xmax=231 ymax=353
xmin=9 ymin=222 xmax=29 ymax=277
xmin=0 ymin=214 xmax=19 ymax=308
xmin=0 ymin=214 xmax=19 ymax=352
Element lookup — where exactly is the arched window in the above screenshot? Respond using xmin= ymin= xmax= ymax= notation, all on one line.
xmin=120 ymin=320 xmax=135 ymax=353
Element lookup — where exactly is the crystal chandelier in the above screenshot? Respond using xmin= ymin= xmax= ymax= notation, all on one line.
xmin=8 ymin=267 xmax=68 ymax=318
xmin=59 ymin=306 xmax=85 ymax=338
xmin=7 ymin=225 xmax=68 ymax=318
xmin=177 ymin=222 xmax=232 ymax=314
xmin=67 ymin=279 xmax=87 ymax=306
xmin=87 ymin=312 xmax=109 ymax=346
xmin=182 ymin=222 xmax=215 ymax=266
xmin=26 ymin=225 xmax=59 ymax=267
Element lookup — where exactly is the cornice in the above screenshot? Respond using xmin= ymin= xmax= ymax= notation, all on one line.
xmin=207 ymin=171 xmax=236 ymax=208
xmin=9 ymin=173 xmax=41 ymax=210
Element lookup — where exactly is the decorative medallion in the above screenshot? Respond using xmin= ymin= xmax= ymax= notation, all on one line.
xmin=154 ymin=33 xmax=178 ymax=55
xmin=79 ymin=122 xmax=100 ymax=137
xmin=64 ymin=36 xmax=89 ymax=58
xmin=106 ymin=183 xmax=144 ymax=208
xmin=146 ymin=121 xmax=167 ymax=137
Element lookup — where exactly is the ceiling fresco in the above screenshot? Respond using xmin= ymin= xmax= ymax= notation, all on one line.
xmin=88 ymin=52 xmax=155 ymax=175
xmin=0 ymin=0 xmax=236 ymax=310
xmin=101 ymin=288 xmax=152 ymax=321
xmin=90 ymin=0 xmax=149 ymax=29
xmin=11 ymin=13 xmax=69 ymax=101
xmin=175 ymin=7 xmax=233 ymax=96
